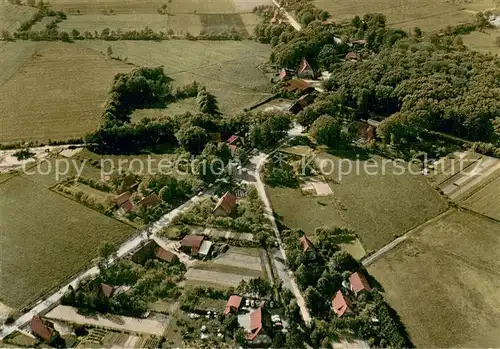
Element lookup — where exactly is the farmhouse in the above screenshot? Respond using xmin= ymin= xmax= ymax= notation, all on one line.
xmin=332 ymin=291 xmax=354 ymax=317
xmin=31 ymin=315 xmax=59 ymax=344
xmin=116 ymin=192 xmax=131 ymax=206
xmin=180 ymin=235 xmax=205 ymax=255
xmin=139 ymin=193 xmax=161 ymax=208
xmin=349 ymin=272 xmax=372 ymax=295
xmin=213 ymin=192 xmax=237 ymax=216
xmin=288 ymin=93 xmax=316 ymax=114
xmin=155 ymin=247 xmax=178 ymax=263
xmin=283 ymin=79 xmax=315 ymax=94
xmin=297 ymin=58 xmax=314 ymax=78
xmin=246 ymin=303 xmax=272 ymax=343
xmin=223 ymin=295 xmax=242 ymax=315
xmin=120 ymin=200 xmax=134 ymax=214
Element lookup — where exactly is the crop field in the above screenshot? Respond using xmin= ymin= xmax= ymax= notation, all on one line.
xmin=0 ymin=1 xmax=37 ymax=31
xmin=462 ymin=28 xmax=500 ymax=55
xmin=0 ymin=174 xmax=135 ymax=308
xmin=83 ymin=40 xmax=272 ymax=114
xmin=314 ymin=0 xmax=499 ymax=32
xmin=268 ymin=152 xmax=448 ymax=252
xmin=0 ymin=41 xmax=39 ymax=87
xmin=0 ymin=42 xmax=132 ymax=143
xmin=44 ymin=0 xmax=267 ymax=36
xmin=368 ymin=209 xmax=500 ymax=347
xmin=461 ymin=172 xmax=500 ymax=221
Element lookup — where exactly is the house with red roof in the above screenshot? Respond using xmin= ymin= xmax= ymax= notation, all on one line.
xmin=180 ymin=235 xmax=205 ymax=255
xmin=297 ymin=58 xmax=314 ymax=78
xmin=120 ymin=200 xmax=134 ymax=214
xmin=155 ymin=247 xmax=178 ymax=263
xmin=213 ymin=192 xmax=237 ymax=216
xmin=332 ymin=290 xmax=354 ymax=317
xmin=31 ymin=315 xmax=59 ymax=343
xmin=298 ymin=235 xmax=316 ymax=259
xmin=278 ymin=68 xmax=288 ymax=82
xmin=349 ymin=272 xmax=372 ymax=295
xmin=223 ymin=295 xmax=242 ymax=315
xmin=246 ymin=303 xmax=272 ymax=343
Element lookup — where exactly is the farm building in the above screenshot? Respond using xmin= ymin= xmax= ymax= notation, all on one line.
xmin=100 ymin=283 xmax=115 ymax=298
xmin=283 ymin=79 xmax=315 ymax=94
xmin=332 ymin=291 xmax=354 ymax=317
xmin=288 ymin=93 xmax=316 ymax=114
xmin=227 ymin=135 xmax=244 ymax=146
xmin=277 ymin=68 xmax=288 ymax=82
xmin=138 ymin=193 xmax=161 ymax=208
xmin=246 ymin=303 xmax=272 ymax=343
xmin=297 ymin=58 xmax=314 ymax=78
xmin=180 ymin=235 xmax=205 ymax=255
xmin=349 ymin=272 xmax=372 ymax=295
xmin=120 ymin=200 xmax=134 ymax=214
xmin=115 ymin=192 xmax=131 ymax=206
xmin=31 ymin=315 xmax=59 ymax=344
xmin=213 ymin=192 xmax=237 ymax=216
xmin=155 ymin=247 xmax=178 ymax=263
xmin=198 ymin=240 xmax=213 ymax=257
xmin=223 ymin=295 xmax=242 ymax=315
xmin=351 ymin=121 xmax=377 ymax=142
xmin=121 ymin=175 xmax=139 ymax=191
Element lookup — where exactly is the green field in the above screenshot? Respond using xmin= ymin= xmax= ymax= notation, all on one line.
xmin=0 ymin=175 xmax=135 ymax=308
xmin=268 ymin=152 xmax=448 ymax=252
xmin=82 ymin=40 xmax=273 ymax=115
xmin=462 ymin=28 xmax=500 ymax=55
xmin=368 ymin=209 xmax=500 ymax=347
xmin=314 ymin=0 xmax=499 ymax=32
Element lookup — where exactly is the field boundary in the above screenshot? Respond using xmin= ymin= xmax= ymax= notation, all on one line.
xmin=362 ymin=208 xmax=454 ymax=266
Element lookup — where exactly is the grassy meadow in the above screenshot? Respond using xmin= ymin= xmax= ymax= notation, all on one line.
xmin=368 ymin=209 xmax=500 ymax=347
xmin=268 ymin=152 xmax=448 ymax=252
xmin=0 ymin=174 xmax=135 ymax=309
xmin=314 ymin=0 xmax=499 ymax=32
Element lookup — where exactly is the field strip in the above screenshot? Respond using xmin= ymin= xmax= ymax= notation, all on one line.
xmin=450 ymin=160 xmax=500 ymax=201
xmin=458 ymin=168 xmax=500 ymax=202
xmin=388 ymin=9 xmax=465 ymax=26
xmin=362 ymin=209 xmax=454 ymax=266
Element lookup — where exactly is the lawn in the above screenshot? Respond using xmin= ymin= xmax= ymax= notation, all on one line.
xmin=130 ymin=98 xmax=198 ymax=122
xmin=0 ymin=42 xmax=132 ymax=143
xmin=368 ymin=209 xmax=500 ymax=347
xmin=82 ymin=40 xmax=273 ymax=114
xmin=314 ymin=0 xmax=498 ymax=32
xmin=0 ymin=175 xmax=135 ymax=309
xmin=268 ymin=152 xmax=448 ymax=252
xmin=462 ymin=27 xmax=500 ymax=55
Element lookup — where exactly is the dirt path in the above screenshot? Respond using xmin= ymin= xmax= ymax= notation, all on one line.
xmin=271 ymin=0 xmax=302 ymax=31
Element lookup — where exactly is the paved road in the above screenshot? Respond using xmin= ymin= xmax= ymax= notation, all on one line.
xmin=271 ymin=0 xmax=302 ymax=31
xmin=0 ymin=193 xmax=208 ymax=340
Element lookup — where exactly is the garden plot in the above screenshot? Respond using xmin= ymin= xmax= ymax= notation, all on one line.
xmin=185 ymin=269 xmax=254 ymax=287
xmin=299 ymin=176 xmax=333 ymax=196
xmin=213 ymin=249 xmax=262 ymax=271
xmin=439 ymin=155 xmax=500 ymax=201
